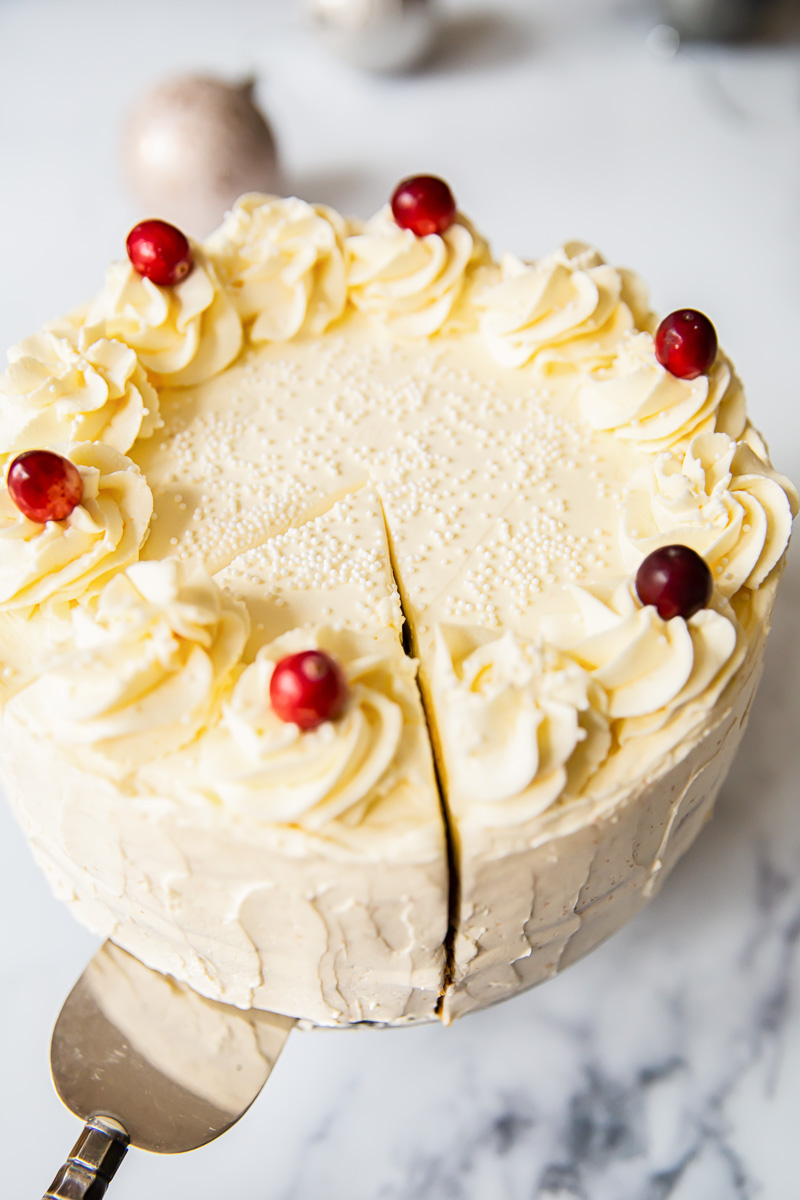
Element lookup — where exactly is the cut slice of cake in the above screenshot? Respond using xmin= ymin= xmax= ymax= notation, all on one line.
xmin=3 ymin=485 xmax=450 ymax=1026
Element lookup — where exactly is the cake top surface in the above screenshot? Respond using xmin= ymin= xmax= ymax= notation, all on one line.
xmin=0 ymin=182 xmax=795 ymax=844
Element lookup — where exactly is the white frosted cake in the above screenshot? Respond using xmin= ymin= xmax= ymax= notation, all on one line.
xmin=0 ymin=180 xmax=795 ymax=1026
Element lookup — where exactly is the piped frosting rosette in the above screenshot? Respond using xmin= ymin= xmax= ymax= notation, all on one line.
xmin=167 ymin=628 xmax=415 ymax=829
xmin=205 ymin=194 xmax=347 ymax=342
xmin=345 ymin=205 xmax=488 ymax=337
xmin=432 ymin=625 xmax=610 ymax=826
xmin=5 ymin=559 xmax=249 ymax=775
xmin=85 ymin=245 xmax=242 ymax=387
xmin=579 ymin=331 xmax=746 ymax=452
xmin=0 ymin=326 xmax=159 ymax=458
xmin=476 ymin=242 xmax=652 ymax=372
xmin=543 ymin=581 xmax=745 ymax=742
xmin=0 ymin=442 xmax=152 ymax=610
xmin=621 ymin=431 xmax=799 ymax=596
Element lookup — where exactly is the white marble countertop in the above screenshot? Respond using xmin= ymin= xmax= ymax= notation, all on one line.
xmin=1 ymin=1 xmax=799 ymax=1196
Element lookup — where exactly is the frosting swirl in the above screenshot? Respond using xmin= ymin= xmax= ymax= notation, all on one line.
xmin=621 ymin=431 xmax=799 ymax=596
xmin=579 ymin=331 xmax=746 ymax=451
xmin=543 ymin=583 xmax=743 ymax=733
xmin=476 ymin=242 xmax=651 ymax=371
xmin=5 ymin=559 xmax=248 ymax=772
xmin=432 ymin=625 xmax=610 ymax=825
xmin=345 ymin=205 xmax=487 ymax=337
xmin=0 ymin=442 xmax=152 ymax=610
xmin=190 ymin=628 xmax=410 ymax=828
xmin=85 ymin=247 xmax=242 ymax=387
xmin=205 ymin=194 xmax=347 ymax=341
xmin=0 ymin=326 xmax=159 ymax=457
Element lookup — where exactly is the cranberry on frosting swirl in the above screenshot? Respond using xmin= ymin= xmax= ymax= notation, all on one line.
xmin=476 ymin=242 xmax=652 ymax=371
xmin=5 ymin=559 xmax=249 ymax=773
xmin=579 ymin=331 xmax=746 ymax=452
xmin=0 ymin=326 xmax=159 ymax=458
xmin=85 ymin=246 xmax=242 ymax=387
xmin=0 ymin=442 xmax=152 ymax=611
xmin=205 ymin=194 xmax=347 ymax=342
xmin=621 ymin=432 xmax=798 ymax=597
xmin=345 ymin=205 xmax=488 ymax=337
xmin=188 ymin=629 xmax=411 ymax=828
xmin=432 ymin=625 xmax=610 ymax=825
xmin=543 ymin=582 xmax=743 ymax=734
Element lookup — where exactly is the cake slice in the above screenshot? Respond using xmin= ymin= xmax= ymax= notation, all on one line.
xmin=3 ymin=486 xmax=450 ymax=1026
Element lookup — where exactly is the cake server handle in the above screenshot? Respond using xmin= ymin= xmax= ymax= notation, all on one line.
xmin=43 ymin=1116 xmax=129 ymax=1199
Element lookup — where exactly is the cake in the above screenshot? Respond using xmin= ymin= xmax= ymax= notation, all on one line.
xmin=0 ymin=179 xmax=794 ymax=1027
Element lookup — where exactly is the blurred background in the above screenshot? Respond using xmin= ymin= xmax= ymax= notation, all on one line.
xmin=1 ymin=1 xmax=800 ymax=1197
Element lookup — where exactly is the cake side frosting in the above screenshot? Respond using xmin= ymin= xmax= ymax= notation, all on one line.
xmin=0 ymin=190 xmax=795 ymax=1026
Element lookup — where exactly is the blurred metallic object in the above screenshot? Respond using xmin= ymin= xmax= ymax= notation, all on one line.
xmin=309 ymin=0 xmax=438 ymax=72
xmin=657 ymin=0 xmax=765 ymax=40
xmin=122 ymin=75 xmax=281 ymax=238
xmin=44 ymin=940 xmax=294 ymax=1197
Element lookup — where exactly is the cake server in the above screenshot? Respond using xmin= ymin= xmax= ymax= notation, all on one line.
xmin=43 ymin=940 xmax=295 ymax=1198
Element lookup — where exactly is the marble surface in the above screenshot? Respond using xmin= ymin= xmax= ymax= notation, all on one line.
xmin=1 ymin=1 xmax=799 ymax=1196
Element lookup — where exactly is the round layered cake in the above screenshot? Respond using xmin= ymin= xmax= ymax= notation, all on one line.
xmin=0 ymin=180 xmax=795 ymax=1026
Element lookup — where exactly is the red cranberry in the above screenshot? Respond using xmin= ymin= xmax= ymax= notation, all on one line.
xmin=390 ymin=175 xmax=457 ymax=237
xmin=635 ymin=545 xmax=713 ymax=621
xmin=655 ymin=309 xmax=718 ymax=380
xmin=126 ymin=219 xmax=194 ymax=287
xmin=7 ymin=450 xmax=83 ymax=523
xmin=269 ymin=650 xmax=349 ymax=730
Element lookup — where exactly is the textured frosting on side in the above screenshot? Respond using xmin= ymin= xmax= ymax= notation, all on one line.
xmin=444 ymin=631 xmax=764 ymax=1022
xmin=543 ymin=581 xmax=743 ymax=729
xmin=206 ymin=194 xmax=347 ymax=342
xmin=621 ymin=431 xmax=799 ymax=595
xmin=476 ymin=242 xmax=651 ymax=371
xmin=580 ymin=331 xmax=747 ymax=450
xmin=86 ymin=248 xmax=242 ymax=386
xmin=346 ymin=206 xmax=487 ymax=336
xmin=0 ymin=442 xmax=152 ymax=610
xmin=432 ymin=624 xmax=610 ymax=826
xmin=0 ymin=326 xmax=159 ymax=457
xmin=5 ymin=559 xmax=248 ymax=774
xmin=2 ymin=711 xmax=450 ymax=1024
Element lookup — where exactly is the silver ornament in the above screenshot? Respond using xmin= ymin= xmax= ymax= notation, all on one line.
xmin=309 ymin=0 xmax=438 ymax=73
xmin=122 ymin=75 xmax=281 ymax=238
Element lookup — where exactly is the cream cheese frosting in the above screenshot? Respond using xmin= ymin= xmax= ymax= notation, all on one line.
xmin=0 ymin=191 xmax=794 ymax=1027
xmin=86 ymin=247 xmax=242 ymax=386
xmin=206 ymin=194 xmax=347 ymax=342
xmin=432 ymin=624 xmax=610 ymax=826
xmin=177 ymin=629 xmax=414 ymax=829
xmin=345 ymin=206 xmax=487 ymax=336
xmin=580 ymin=330 xmax=747 ymax=450
xmin=6 ymin=559 xmax=248 ymax=775
xmin=476 ymin=242 xmax=652 ymax=372
xmin=0 ymin=441 xmax=152 ymax=610
xmin=0 ymin=325 xmax=160 ymax=457
xmin=620 ymin=430 xmax=798 ymax=594
xmin=542 ymin=581 xmax=743 ymax=730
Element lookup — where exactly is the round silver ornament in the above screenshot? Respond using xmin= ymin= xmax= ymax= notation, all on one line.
xmin=122 ymin=75 xmax=281 ymax=238
xmin=309 ymin=0 xmax=438 ymax=73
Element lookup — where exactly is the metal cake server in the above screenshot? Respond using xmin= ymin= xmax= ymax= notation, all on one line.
xmin=43 ymin=940 xmax=295 ymax=1198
